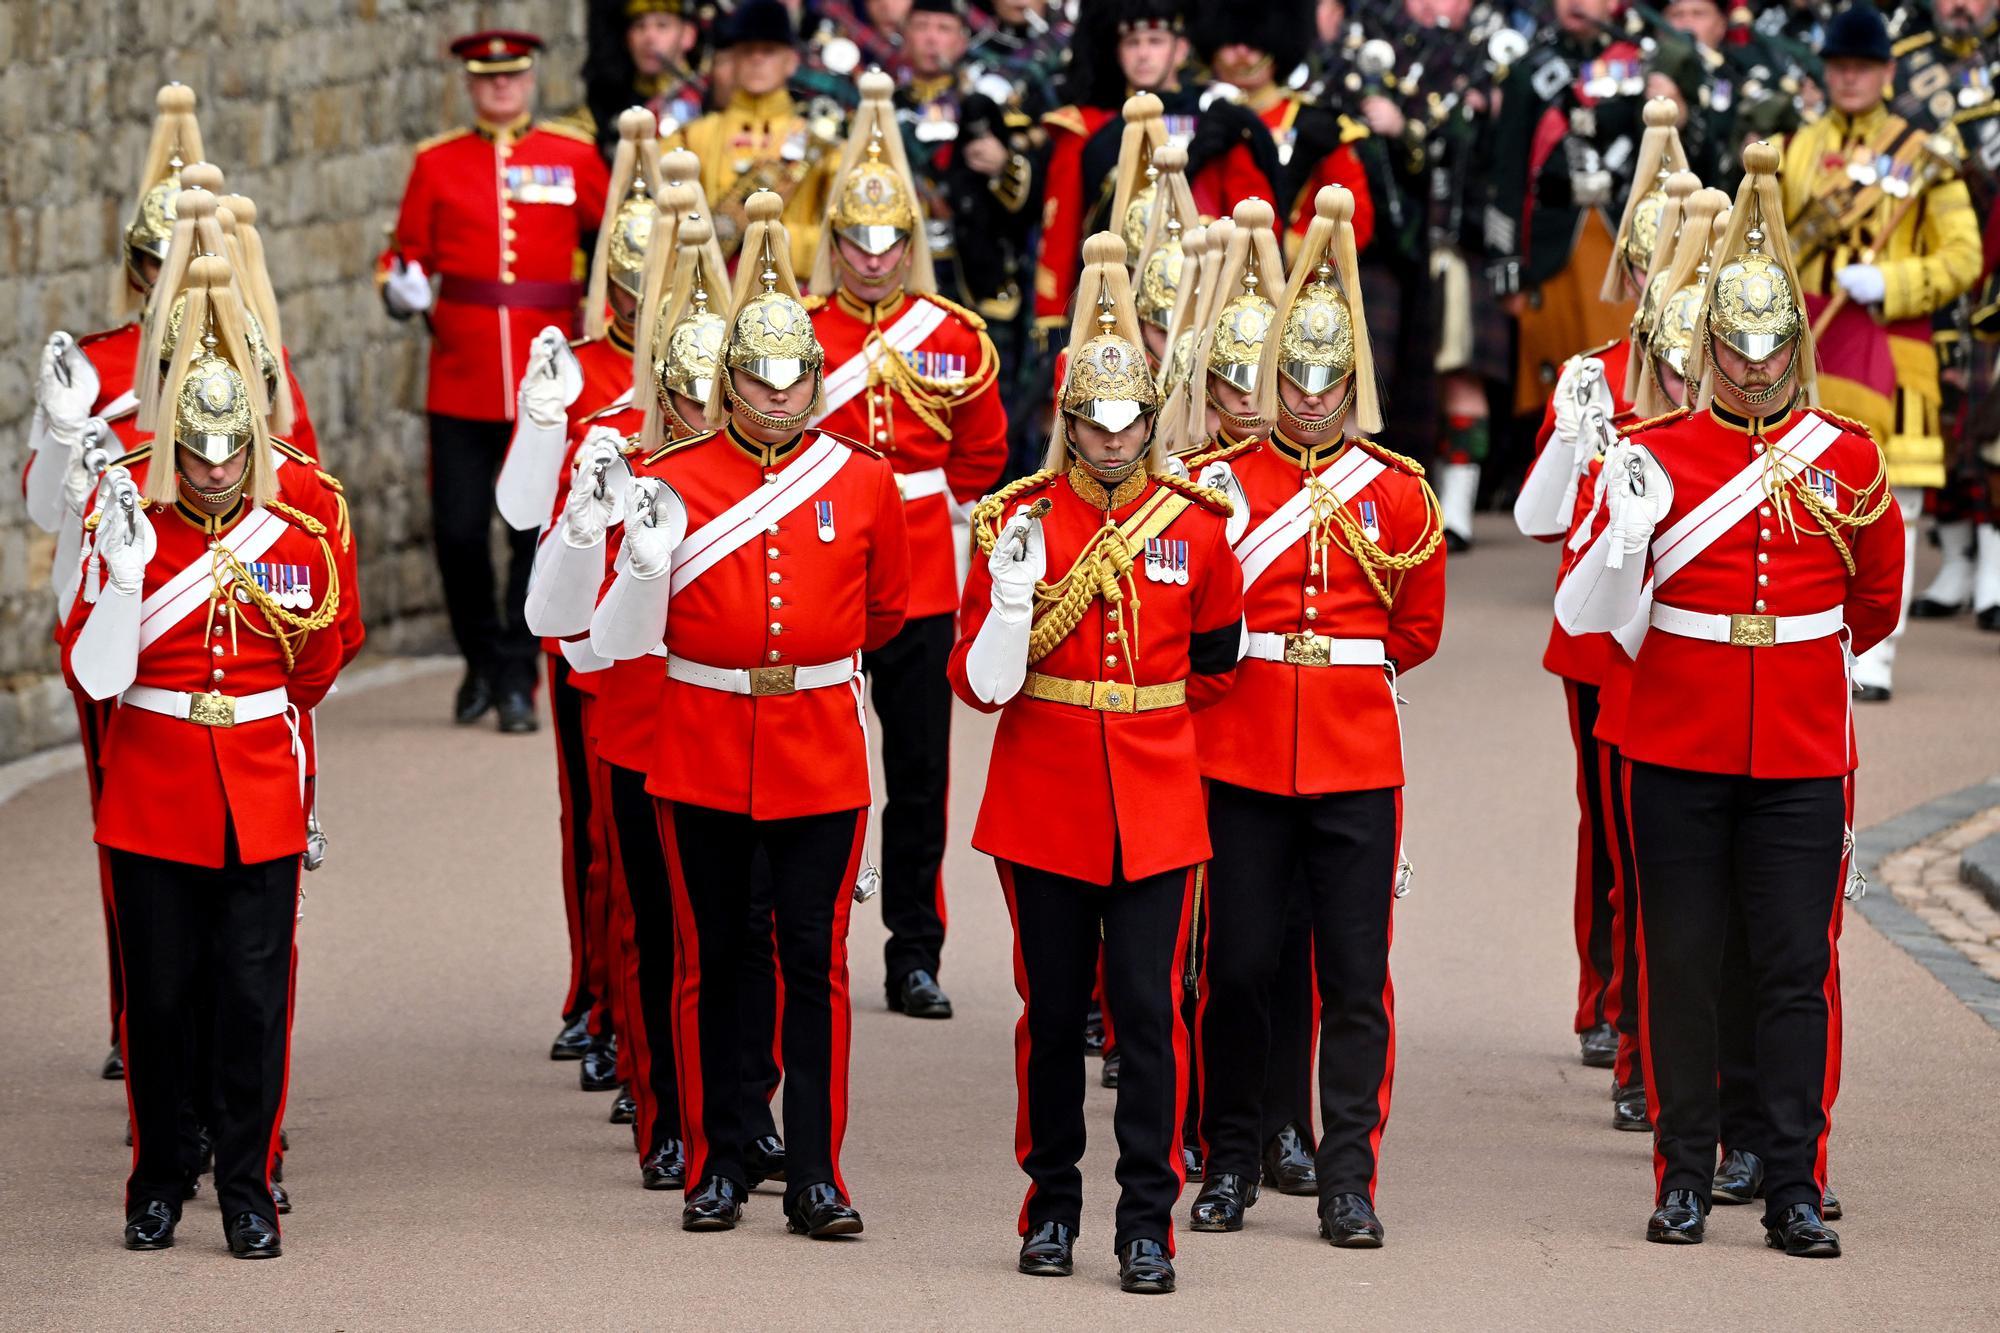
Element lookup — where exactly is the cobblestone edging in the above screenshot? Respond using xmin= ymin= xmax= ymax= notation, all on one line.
xmin=1964 ymin=832 xmax=2000 ymax=907
xmin=1854 ymin=777 xmax=2000 ymax=1033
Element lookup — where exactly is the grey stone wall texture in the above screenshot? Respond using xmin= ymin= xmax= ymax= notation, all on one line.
xmin=0 ymin=1 xmax=588 ymax=760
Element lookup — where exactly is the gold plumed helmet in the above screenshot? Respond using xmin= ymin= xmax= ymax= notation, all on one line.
xmin=1133 ymin=143 xmax=1197 ymax=335
xmin=1278 ymin=266 xmax=1355 ymax=396
xmin=1059 ymin=234 xmax=1161 ymax=434
xmin=710 ymin=192 xmax=824 ymax=430
xmin=176 ymin=342 xmax=257 ymax=464
xmin=1262 ymin=185 xmax=1383 ymax=436
xmin=1651 ymin=281 xmax=1704 ymax=378
xmin=831 ymin=128 xmax=918 ymax=255
xmin=1602 ymin=98 xmax=1688 ymax=304
xmin=812 ymin=71 xmax=937 ymax=297
xmin=652 ymin=217 xmax=729 ymax=405
xmin=607 ymin=191 xmax=658 ymax=298
xmin=1708 ymin=243 xmax=1800 ymax=361
xmin=1694 ymin=143 xmax=1814 ymax=409
xmin=1135 ymin=214 xmax=1187 ymax=332
xmin=152 ymin=256 xmax=274 ymax=506
xmin=1201 ymin=199 xmax=1282 ymax=398
xmin=586 ymin=109 xmax=666 ymax=342
xmin=163 ymin=289 xmax=279 ymax=392
xmin=126 ymin=85 xmax=206 ymax=274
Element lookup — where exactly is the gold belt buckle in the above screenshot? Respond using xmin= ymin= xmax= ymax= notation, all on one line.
xmin=1090 ymin=680 xmax=1136 ymax=713
xmin=1729 ymin=613 xmax=1778 ymax=648
xmin=188 ymin=690 xmax=236 ymax=727
xmin=749 ymin=665 xmax=797 ymax=696
xmin=1284 ymin=631 xmax=1331 ymax=667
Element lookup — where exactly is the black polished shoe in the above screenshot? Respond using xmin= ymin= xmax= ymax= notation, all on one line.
xmin=745 ymin=1134 xmax=788 ymax=1186
xmin=226 ymin=1211 xmax=282 ymax=1259
xmin=453 ymin=673 xmax=494 ymax=725
xmin=497 ymin=689 xmax=539 ymax=734
xmin=1611 ymin=1082 xmax=1651 ymax=1132
xmin=1821 ymin=1186 xmax=1842 ymax=1221
xmin=1318 ymin=1193 xmax=1385 ymax=1248
xmin=1646 ymin=1189 xmax=1707 ymax=1244
xmin=550 ymin=1012 xmax=591 ymax=1060
xmin=271 ymin=1181 xmax=291 ymax=1215
xmin=681 ymin=1176 xmax=746 ymax=1231
xmin=1261 ymin=1122 xmax=1319 ymax=1196
xmin=1101 ymin=1050 xmax=1121 ymax=1088
xmin=1118 ymin=1238 xmax=1176 ymax=1293
xmin=1765 ymin=1203 xmax=1841 ymax=1257
xmin=1182 ymin=1144 xmax=1204 ymax=1183
xmin=123 ymin=1201 xmax=177 ymax=1251
xmin=888 ymin=969 xmax=954 ymax=1019
xmin=1979 ymin=605 xmax=2000 ymax=632
xmin=1018 ymin=1221 xmax=1076 ymax=1276
xmin=1910 ymin=596 xmax=1968 ymax=618
xmin=1189 ymin=1172 xmax=1259 ymax=1232
xmin=786 ymin=1182 xmax=864 ymax=1238
xmin=579 ymin=1037 xmax=619 ymax=1092
xmin=642 ymin=1139 xmax=686 ymax=1191
xmin=1083 ymin=1005 xmax=1106 ymax=1055
xmin=1712 ymin=1149 xmax=1765 ymax=1204
xmin=608 ymin=1087 xmax=637 ymax=1124
xmin=1852 ymin=682 xmax=1892 ymax=703
xmin=101 ymin=1045 xmax=124 ymax=1080
xmin=1578 ymin=1022 xmax=1618 ymax=1068
xmin=1443 ymin=528 xmax=1471 ymax=555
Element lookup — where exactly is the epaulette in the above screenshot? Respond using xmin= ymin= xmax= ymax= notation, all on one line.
xmin=536 ymin=117 xmax=598 ymax=146
xmin=1354 ymin=438 xmax=1426 ymax=476
xmin=844 ymin=436 xmax=886 ymax=459
xmin=1891 ymin=32 xmax=1932 ymax=57
xmin=266 ymin=499 xmax=327 ymax=537
xmin=113 ymin=444 xmax=151 ymax=468
xmin=644 ymin=429 xmax=717 ymax=466
xmin=414 ymin=126 xmax=473 ymax=155
xmin=970 ymin=469 xmax=1059 ymax=553
xmin=924 ymin=292 xmax=987 ymax=332
xmin=314 ymin=468 xmax=344 ymax=492
xmin=1578 ymin=337 xmax=1620 ymax=359
xmin=1042 ymin=106 xmax=1087 ymax=137
xmin=579 ymin=398 xmax=634 ymax=426
xmin=1809 ymin=406 xmax=1877 ymax=442
xmin=1617 ymin=406 xmax=1690 ymax=437
xmin=272 ymin=437 xmax=314 ymax=465
xmin=1156 ymin=472 xmax=1233 ymax=515
xmin=800 ymin=294 xmax=828 ymax=312
xmin=1337 ymin=114 xmax=1371 ymax=145
xmin=1182 ymin=436 xmax=1260 ymax=471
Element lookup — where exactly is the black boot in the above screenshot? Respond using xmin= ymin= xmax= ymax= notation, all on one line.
xmin=1117 ymin=1239 xmax=1176 ymax=1293
xmin=1611 ymin=1082 xmax=1650 ymax=1132
xmin=1018 ymin=1221 xmax=1075 ymax=1276
xmin=1765 ymin=1203 xmax=1840 ymax=1257
xmin=1712 ymin=1149 xmax=1765 ymax=1204
xmin=123 ymin=1201 xmax=177 ymax=1251
xmin=1646 ymin=1189 xmax=1706 ymax=1244
xmin=1578 ymin=1022 xmax=1618 ymax=1068
xmin=550 ymin=1012 xmax=591 ymax=1060
xmin=642 ymin=1139 xmax=686 ymax=1191
xmin=1189 ymin=1172 xmax=1258 ymax=1232
xmin=1318 ymin=1193 xmax=1385 ymax=1248
xmin=579 ymin=1035 xmax=619 ymax=1092
xmin=1261 ymin=1122 xmax=1318 ymax=1196
xmin=785 ymin=1183 xmax=863 ymax=1238
xmin=453 ymin=673 xmax=494 ymax=725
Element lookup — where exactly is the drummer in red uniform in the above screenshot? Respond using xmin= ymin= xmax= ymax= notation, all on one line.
xmin=1556 ymin=144 xmax=1903 ymax=1258
xmin=1184 ymin=186 xmax=1445 ymax=1249
xmin=806 ymin=71 xmax=1008 ymax=1020
xmin=950 ymin=231 xmax=1243 ymax=1295
xmin=588 ymin=193 xmax=910 ymax=1239
xmin=381 ymin=29 xmax=610 ymax=732
xmin=61 ymin=258 xmax=344 ymax=1260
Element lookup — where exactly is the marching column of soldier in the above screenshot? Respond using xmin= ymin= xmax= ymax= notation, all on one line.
xmin=20 ymin=0 xmax=1987 ymax=1286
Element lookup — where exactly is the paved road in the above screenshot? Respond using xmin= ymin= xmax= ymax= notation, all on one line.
xmin=4 ymin=517 xmax=1997 ymax=1330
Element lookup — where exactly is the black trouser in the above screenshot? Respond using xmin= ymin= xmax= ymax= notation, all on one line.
xmin=1201 ymin=782 xmax=1398 ymax=1200
xmin=863 ymin=612 xmax=954 ymax=989
xmin=607 ymin=763 xmax=679 ymax=1156
xmin=1601 ymin=744 xmax=1644 ymax=1088
xmin=1000 ymin=858 xmax=1193 ymax=1252
xmin=741 ymin=854 xmax=783 ymax=1143
xmin=1566 ymin=680 xmax=1616 ymax=1033
xmin=1716 ymin=898 xmax=1768 ymax=1158
xmin=1627 ymin=763 xmax=1846 ymax=1219
xmin=549 ymin=660 xmax=601 ymax=1027
xmin=429 ymin=412 xmax=538 ymax=695
xmin=1260 ymin=909 xmax=1319 ymax=1149
xmin=661 ymin=802 xmax=864 ymax=1205
xmin=109 ymin=836 xmax=297 ymax=1226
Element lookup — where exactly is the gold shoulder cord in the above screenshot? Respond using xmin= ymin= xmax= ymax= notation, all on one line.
xmin=1310 ymin=452 xmax=1445 ymax=609
xmin=210 ymin=501 xmax=342 ymax=671
xmin=869 ymin=319 xmax=1001 ymax=440
xmin=970 ymin=469 xmax=1057 ymax=553
xmin=1766 ymin=433 xmax=1894 ymax=575
xmin=314 ymin=470 xmax=352 ymax=552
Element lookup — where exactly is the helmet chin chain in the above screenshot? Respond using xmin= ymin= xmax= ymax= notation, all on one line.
xmin=1066 ymin=418 xmax=1153 ymax=485
xmin=1277 ymin=377 xmax=1354 ymax=437
xmin=179 ymin=466 xmax=248 ymax=508
xmin=726 ymin=373 xmax=819 ymax=434
xmin=1707 ymin=333 xmax=1796 ymax=408
xmin=1205 ymin=384 xmax=1267 ymax=439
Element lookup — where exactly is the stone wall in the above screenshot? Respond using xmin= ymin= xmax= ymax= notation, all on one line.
xmin=0 ymin=1 xmax=588 ymax=759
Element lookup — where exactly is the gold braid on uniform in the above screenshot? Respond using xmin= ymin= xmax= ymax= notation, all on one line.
xmin=1026 ymin=521 xmax=1144 ymax=670
xmin=866 ymin=321 xmax=1000 ymax=440
xmin=970 ymin=470 xmax=1058 ymax=553
xmin=314 ymin=470 xmax=352 ymax=552
xmin=1152 ymin=471 xmax=1232 ymax=514
xmin=1181 ymin=435 xmax=1259 ymax=472
xmin=1308 ymin=443 xmax=1445 ymax=609
xmin=1766 ymin=436 xmax=1894 ymax=576
xmin=209 ymin=501 xmax=341 ymax=671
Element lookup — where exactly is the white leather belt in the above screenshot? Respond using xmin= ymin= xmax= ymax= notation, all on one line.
xmin=1244 ymin=631 xmax=1386 ymax=667
xmin=667 ymin=654 xmax=857 ymax=697
xmin=1649 ymin=603 xmax=1843 ymax=647
xmin=120 ymin=685 xmax=288 ymax=727
xmin=895 ymin=467 xmax=949 ymax=502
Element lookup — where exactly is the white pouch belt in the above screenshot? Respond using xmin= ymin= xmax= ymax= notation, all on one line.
xmin=1649 ymin=603 xmax=1843 ymax=647
xmin=667 ymin=654 xmax=857 ymax=696
xmin=120 ymin=685 xmax=289 ymax=726
xmin=895 ymin=467 xmax=949 ymax=502
xmin=1244 ymin=631 xmax=1387 ymax=667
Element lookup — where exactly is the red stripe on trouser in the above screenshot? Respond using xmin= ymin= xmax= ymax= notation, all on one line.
xmin=1814 ymin=776 xmax=1854 ymax=1196
xmin=75 ymin=694 xmax=123 ymax=1039
xmin=576 ymin=695 xmax=614 ymax=1036
xmin=1564 ymin=679 xmax=1609 ymax=1031
xmin=655 ymin=798 xmax=711 ymax=1186
xmin=822 ymin=811 xmax=868 ymax=1201
xmin=262 ymin=862 xmax=303 ymax=1236
xmin=996 ymin=861 xmax=1039 ymax=1236
xmin=1623 ymin=761 xmax=1668 ymax=1198
xmin=1164 ymin=866 xmax=1197 ymax=1255
xmin=1192 ymin=863 xmax=1216 ymax=1170
xmin=1362 ymin=791 xmax=1403 ymax=1201
xmin=587 ymin=754 xmax=638 ymax=1081
xmin=548 ymin=657 xmax=593 ymax=1019
xmin=106 ymin=869 xmax=140 ymax=1196
xmin=1599 ymin=743 xmax=1642 ymax=1087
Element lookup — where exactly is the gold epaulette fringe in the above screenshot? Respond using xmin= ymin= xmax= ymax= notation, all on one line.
xmin=267 ymin=499 xmax=326 ymax=536
xmin=1154 ymin=472 xmax=1233 ymax=515
xmin=1355 ymin=437 xmax=1426 ymax=476
xmin=1809 ymin=407 xmax=1876 ymax=442
xmin=970 ymin=470 xmax=1058 ymax=554
xmin=1181 ymin=436 xmax=1259 ymax=472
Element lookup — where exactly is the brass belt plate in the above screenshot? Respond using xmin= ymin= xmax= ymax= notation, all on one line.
xmin=749 ymin=665 xmax=798 ymax=696
xmin=187 ymin=691 xmax=237 ymax=727
xmin=1729 ymin=613 xmax=1778 ymax=647
xmin=1284 ymin=631 xmax=1332 ymax=666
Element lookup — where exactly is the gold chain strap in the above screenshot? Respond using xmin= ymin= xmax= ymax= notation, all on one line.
xmin=209 ymin=505 xmax=341 ymax=671
xmin=1310 ymin=474 xmax=1446 ymax=609
xmin=1763 ymin=440 xmax=1894 ymax=576
xmin=1026 ymin=520 xmax=1141 ymax=670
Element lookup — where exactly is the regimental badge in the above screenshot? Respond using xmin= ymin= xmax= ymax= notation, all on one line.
xmin=1358 ymin=499 xmax=1380 ymax=542
xmin=816 ymin=499 xmax=836 ymax=543
xmin=1804 ymin=466 xmax=1838 ymax=503
xmin=248 ymin=560 xmax=312 ymax=610
xmin=1143 ymin=537 xmax=1189 ymax=585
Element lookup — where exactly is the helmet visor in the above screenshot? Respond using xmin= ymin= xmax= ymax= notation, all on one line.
xmin=1280 ymin=361 xmax=1343 ymax=395
xmin=1067 ymin=398 xmax=1147 ymax=433
xmin=736 ymin=356 xmax=810 ymax=391
xmin=838 ymin=222 xmax=909 ymax=257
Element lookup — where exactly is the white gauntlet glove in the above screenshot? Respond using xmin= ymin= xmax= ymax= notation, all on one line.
xmin=621 ymin=478 xmax=689 ymax=580
xmin=383 ymin=259 xmax=433 ymax=317
xmin=561 ymin=432 xmax=630 ymax=548
xmin=1836 ymin=263 xmax=1885 ymax=306
xmin=967 ymin=505 xmax=1046 ymax=705
xmin=62 ymin=418 xmax=113 ymax=517
xmin=1603 ymin=442 xmax=1673 ymax=565
xmin=39 ymin=332 xmax=98 ymax=448
xmin=1198 ymin=459 xmax=1250 ymax=545
xmin=96 ymin=472 xmax=154 ymax=595
xmin=1161 ymin=454 xmax=1191 ymax=482
xmin=587 ymin=476 xmax=689 ymax=660
xmin=520 ymin=326 xmax=584 ymax=427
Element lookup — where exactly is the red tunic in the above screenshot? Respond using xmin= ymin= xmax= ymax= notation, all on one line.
xmin=385 ymin=120 xmax=610 ymax=421
xmin=1536 ymin=339 xmax=1633 ymax=686
xmin=948 ymin=469 xmax=1243 ymax=884
xmin=1577 ymin=405 xmax=1904 ymax=778
xmin=809 ymin=290 xmax=1008 ymax=619
xmin=623 ymin=424 xmax=910 ymax=818
xmin=1033 ymin=105 xmax=1120 ymax=329
xmin=1269 ymin=99 xmax=1376 ymax=249
xmin=1194 ymin=435 xmax=1445 ymax=795
xmin=59 ymin=496 xmax=342 ymax=867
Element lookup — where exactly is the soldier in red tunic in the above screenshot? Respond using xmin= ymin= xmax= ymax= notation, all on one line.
xmin=1184 ymin=187 xmax=1446 ymax=1248
xmin=61 ymin=259 xmax=344 ymax=1259
xmin=950 ymin=232 xmax=1243 ymax=1294
xmin=1557 ymin=145 xmax=1904 ymax=1257
xmin=381 ymin=30 xmax=610 ymax=732
xmin=805 ymin=72 xmax=1009 ymax=1019
xmin=587 ymin=194 xmax=910 ymax=1238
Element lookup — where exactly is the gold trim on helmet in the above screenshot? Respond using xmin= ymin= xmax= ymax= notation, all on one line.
xmin=607 ymin=188 xmax=657 ymax=298
xmin=1207 ymin=276 xmax=1275 ymax=394
xmin=1061 ymin=288 xmax=1160 ymax=433
xmin=1121 ymin=168 xmax=1159 ymax=265
xmin=164 ymin=288 xmax=279 ymax=392
xmin=175 ymin=338 xmax=255 ymax=464
xmin=830 ymin=129 xmax=918 ymax=257
xmin=126 ymin=165 xmax=184 ymax=265
xmin=1708 ymin=236 xmax=1800 ymax=362
xmin=1277 ymin=259 xmax=1355 ymax=395
xmin=654 ymin=279 xmax=727 ymax=405
xmin=1652 ymin=274 xmax=1705 ymax=378
xmin=1624 ymin=185 xmax=1667 ymax=279
xmin=1135 ymin=214 xmax=1186 ymax=333
xmin=726 ymin=260 xmax=823 ymax=391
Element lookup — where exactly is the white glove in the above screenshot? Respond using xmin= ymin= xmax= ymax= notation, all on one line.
xmin=61 ymin=418 xmax=113 ymax=517
xmin=520 ymin=326 xmax=584 ymax=426
xmin=1836 ymin=263 xmax=1885 ymax=306
xmin=1161 ymin=454 xmax=1191 ymax=482
xmin=384 ymin=259 xmax=433 ymax=316
xmin=1602 ymin=442 xmax=1674 ymax=564
xmin=561 ymin=433 xmax=629 ymax=548
xmin=1550 ymin=356 xmax=1611 ymax=446
xmin=38 ymin=332 xmax=98 ymax=445
xmin=621 ymin=478 xmax=689 ymax=580
xmin=95 ymin=467 xmax=153 ymax=595
xmin=987 ymin=505 xmax=1046 ymax=623
xmin=1198 ymin=459 xmax=1250 ymax=545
